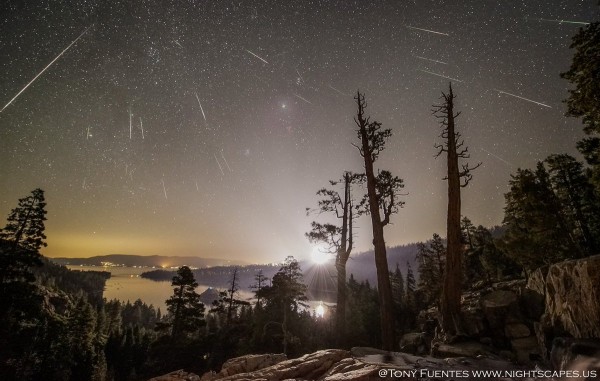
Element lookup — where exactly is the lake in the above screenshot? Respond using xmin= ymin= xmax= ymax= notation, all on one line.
xmin=67 ymin=265 xmax=331 ymax=314
xmin=67 ymin=265 xmax=252 ymax=311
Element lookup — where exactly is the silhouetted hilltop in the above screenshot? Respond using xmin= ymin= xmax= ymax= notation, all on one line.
xmin=136 ymin=243 xmax=423 ymax=300
xmin=50 ymin=254 xmax=248 ymax=268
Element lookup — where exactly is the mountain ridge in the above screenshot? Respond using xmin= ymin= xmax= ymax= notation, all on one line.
xmin=50 ymin=254 xmax=249 ymax=268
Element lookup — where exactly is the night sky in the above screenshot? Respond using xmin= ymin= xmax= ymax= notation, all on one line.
xmin=0 ymin=1 xmax=596 ymax=263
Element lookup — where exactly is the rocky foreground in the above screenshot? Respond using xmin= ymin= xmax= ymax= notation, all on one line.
xmin=148 ymin=256 xmax=600 ymax=381
xmin=148 ymin=346 xmax=599 ymax=381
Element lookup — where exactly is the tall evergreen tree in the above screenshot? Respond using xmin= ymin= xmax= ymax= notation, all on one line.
xmin=161 ymin=266 xmax=205 ymax=337
xmin=432 ymin=84 xmax=480 ymax=337
xmin=405 ymin=262 xmax=416 ymax=308
xmin=250 ymin=270 xmax=269 ymax=307
xmin=0 ymin=189 xmax=48 ymax=379
xmin=211 ymin=268 xmax=250 ymax=326
xmin=257 ymin=256 xmax=308 ymax=355
xmin=0 ymin=189 xmax=46 ymax=286
xmin=501 ymin=164 xmax=579 ymax=271
xmin=545 ymin=154 xmax=600 ymax=254
xmin=466 ymin=225 xmax=518 ymax=283
xmin=353 ymin=92 xmax=405 ymax=351
xmin=345 ymin=275 xmax=381 ymax=348
xmin=390 ymin=264 xmax=405 ymax=309
xmin=416 ymin=234 xmax=445 ymax=306
xmin=461 ymin=217 xmax=476 ymax=249
xmin=0 ymin=188 xmax=47 ymax=253
xmin=561 ymin=20 xmax=600 ymax=190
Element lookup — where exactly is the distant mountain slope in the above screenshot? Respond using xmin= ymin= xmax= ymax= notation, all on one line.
xmin=137 ymin=243 xmax=422 ymax=301
xmin=51 ymin=254 xmax=248 ymax=268
xmin=346 ymin=242 xmax=420 ymax=284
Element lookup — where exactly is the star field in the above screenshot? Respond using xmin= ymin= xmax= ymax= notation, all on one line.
xmin=0 ymin=0 xmax=597 ymax=262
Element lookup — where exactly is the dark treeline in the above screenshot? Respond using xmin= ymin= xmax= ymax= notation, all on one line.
xmin=140 ymin=264 xmax=280 ymax=286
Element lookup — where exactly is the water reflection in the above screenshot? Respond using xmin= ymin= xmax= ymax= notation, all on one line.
xmin=68 ymin=265 xmax=250 ymax=311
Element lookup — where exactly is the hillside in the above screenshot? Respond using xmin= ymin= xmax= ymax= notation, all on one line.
xmin=51 ymin=254 xmax=248 ymax=268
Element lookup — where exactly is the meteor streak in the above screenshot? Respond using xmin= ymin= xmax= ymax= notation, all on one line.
xmin=293 ymin=93 xmax=313 ymax=105
xmin=494 ymin=89 xmax=551 ymax=108
xmin=195 ymin=92 xmax=207 ymax=121
xmin=418 ymin=69 xmax=463 ymax=83
xmin=214 ymin=154 xmax=225 ymax=175
xmin=535 ymin=18 xmax=590 ymax=25
xmin=221 ymin=151 xmax=232 ymax=172
xmin=406 ymin=25 xmax=449 ymax=36
xmin=480 ymin=147 xmax=513 ymax=167
xmin=245 ymin=49 xmax=269 ymax=64
xmin=139 ymin=117 xmax=144 ymax=139
xmin=161 ymin=179 xmax=168 ymax=200
xmin=327 ymin=84 xmax=350 ymax=96
xmin=415 ymin=55 xmax=448 ymax=65
xmin=129 ymin=108 xmax=133 ymax=139
xmin=295 ymin=68 xmax=304 ymax=84
xmin=1 ymin=26 xmax=92 ymax=113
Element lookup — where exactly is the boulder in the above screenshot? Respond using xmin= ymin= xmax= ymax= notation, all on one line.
xmin=520 ymin=288 xmax=545 ymax=320
xmin=526 ymin=266 xmax=548 ymax=296
xmin=504 ymin=323 xmax=531 ymax=339
xmin=148 ymin=369 xmax=200 ymax=381
xmin=320 ymin=357 xmax=389 ymax=381
xmin=214 ymin=349 xmax=350 ymax=381
xmin=462 ymin=307 xmax=488 ymax=337
xmin=432 ymin=341 xmax=493 ymax=358
xmin=545 ymin=255 xmax=600 ymax=339
xmin=481 ymin=290 xmax=519 ymax=323
xmin=399 ymin=332 xmax=428 ymax=355
xmin=481 ymin=290 xmax=521 ymax=345
xmin=218 ymin=353 xmax=287 ymax=377
xmin=534 ymin=322 xmax=550 ymax=363
xmin=511 ymin=337 xmax=540 ymax=364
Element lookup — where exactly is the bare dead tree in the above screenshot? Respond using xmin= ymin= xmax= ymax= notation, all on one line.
xmin=432 ymin=83 xmax=481 ymax=338
xmin=353 ymin=91 xmax=405 ymax=351
xmin=306 ymin=171 xmax=361 ymax=345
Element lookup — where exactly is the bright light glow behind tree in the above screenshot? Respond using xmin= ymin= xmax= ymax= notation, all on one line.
xmin=310 ymin=246 xmax=330 ymax=265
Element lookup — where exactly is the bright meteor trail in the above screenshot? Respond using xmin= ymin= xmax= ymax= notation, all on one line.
xmin=195 ymin=92 xmax=207 ymax=121
xmin=245 ymin=49 xmax=269 ymax=64
xmin=534 ymin=18 xmax=590 ymax=26
xmin=1 ymin=26 xmax=92 ymax=113
xmin=293 ymin=93 xmax=313 ymax=105
xmin=480 ymin=147 xmax=513 ymax=167
xmin=418 ymin=69 xmax=463 ymax=83
xmin=406 ymin=25 xmax=449 ymax=36
xmin=494 ymin=89 xmax=552 ymax=108
xmin=415 ymin=56 xmax=448 ymax=65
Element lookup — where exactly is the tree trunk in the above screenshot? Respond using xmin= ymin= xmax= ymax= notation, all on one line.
xmin=372 ymin=224 xmax=394 ymax=350
xmin=362 ymin=140 xmax=394 ymax=351
xmin=282 ymin=306 xmax=288 ymax=355
xmin=335 ymin=257 xmax=347 ymax=346
xmin=335 ymin=172 xmax=352 ymax=346
xmin=440 ymin=89 xmax=463 ymax=337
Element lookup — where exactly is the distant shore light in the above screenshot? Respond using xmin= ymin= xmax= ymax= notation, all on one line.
xmin=315 ymin=302 xmax=325 ymax=318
